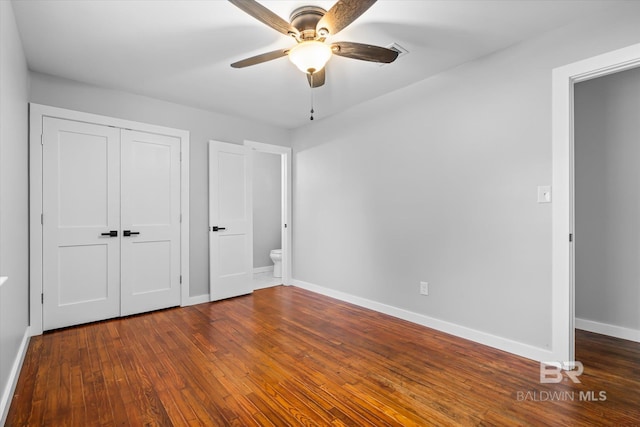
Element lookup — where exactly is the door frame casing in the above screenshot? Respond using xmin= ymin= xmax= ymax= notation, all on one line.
xmin=29 ymin=103 xmax=191 ymax=336
xmin=551 ymin=43 xmax=640 ymax=363
xmin=244 ymin=140 xmax=292 ymax=286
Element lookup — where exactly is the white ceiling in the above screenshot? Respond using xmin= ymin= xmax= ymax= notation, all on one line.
xmin=12 ymin=0 xmax=620 ymax=129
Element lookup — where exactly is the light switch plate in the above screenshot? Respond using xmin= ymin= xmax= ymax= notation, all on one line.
xmin=537 ymin=186 xmax=551 ymax=203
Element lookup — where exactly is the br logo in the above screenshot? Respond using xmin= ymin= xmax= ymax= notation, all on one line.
xmin=540 ymin=361 xmax=583 ymax=383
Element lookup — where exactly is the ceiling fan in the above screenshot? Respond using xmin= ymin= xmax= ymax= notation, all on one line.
xmin=228 ymin=0 xmax=400 ymax=88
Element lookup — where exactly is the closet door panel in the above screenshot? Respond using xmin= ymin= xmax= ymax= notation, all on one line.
xmin=120 ymin=129 xmax=181 ymax=316
xmin=42 ymin=117 xmax=121 ymax=330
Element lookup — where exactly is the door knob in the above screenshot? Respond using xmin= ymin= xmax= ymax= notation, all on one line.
xmin=100 ymin=230 xmax=118 ymax=237
xmin=123 ymin=230 xmax=140 ymax=237
xmin=211 ymin=226 xmax=226 ymax=232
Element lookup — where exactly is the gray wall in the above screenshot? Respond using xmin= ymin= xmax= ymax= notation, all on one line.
xmin=575 ymin=67 xmax=640 ymax=331
xmin=0 ymin=0 xmax=30 ymax=418
xmin=253 ymin=152 xmax=281 ymax=269
xmin=290 ymin=3 xmax=640 ymax=350
xmin=29 ymin=72 xmax=291 ymax=298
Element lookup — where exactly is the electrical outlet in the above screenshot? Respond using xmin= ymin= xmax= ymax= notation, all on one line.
xmin=420 ymin=281 xmax=429 ymax=295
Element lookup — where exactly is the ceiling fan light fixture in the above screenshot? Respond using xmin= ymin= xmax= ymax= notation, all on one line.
xmin=288 ymin=41 xmax=332 ymax=74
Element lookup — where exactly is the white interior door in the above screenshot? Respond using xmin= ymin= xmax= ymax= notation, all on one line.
xmin=42 ymin=117 xmax=121 ymax=330
xmin=121 ymin=130 xmax=181 ymax=316
xmin=209 ymin=141 xmax=253 ymax=301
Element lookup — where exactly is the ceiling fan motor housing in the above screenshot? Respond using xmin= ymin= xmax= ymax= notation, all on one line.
xmin=229 ymin=0 xmax=400 ymax=89
xmin=290 ymin=6 xmax=327 ymax=40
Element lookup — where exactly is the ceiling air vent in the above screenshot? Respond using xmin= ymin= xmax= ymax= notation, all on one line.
xmin=380 ymin=42 xmax=408 ymax=66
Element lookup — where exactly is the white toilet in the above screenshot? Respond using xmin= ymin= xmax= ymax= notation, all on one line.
xmin=270 ymin=249 xmax=282 ymax=278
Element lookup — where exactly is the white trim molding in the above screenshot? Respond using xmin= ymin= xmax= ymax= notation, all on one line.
xmin=576 ymin=319 xmax=640 ymax=344
xmin=551 ymin=43 xmax=640 ymax=363
xmin=185 ymin=294 xmax=210 ymax=306
xmin=291 ymin=280 xmax=554 ymax=362
xmin=254 ymin=266 xmax=274 ymax=274
xmin=29 ymin=103 xmax=190 ymax=335
xmin=0 ymin=327 xmax=30 ymax=425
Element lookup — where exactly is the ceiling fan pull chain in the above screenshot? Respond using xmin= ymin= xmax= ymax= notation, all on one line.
xmin=310 ymin=73 xmax=315 ymax=121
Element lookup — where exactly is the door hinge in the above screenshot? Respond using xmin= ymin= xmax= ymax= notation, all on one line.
xmin=180 ymin=152 xmax=182 ymax=161
xmin=41 ymin=213 xmax=43 ymax=225
xmin=40 ymin=134 xmax=43 ymax=145
xmin=180 ymin=213 xmax=182 ymax=223
xmin=180 ymin=275 xmax=182 ymax=284
xmin=41 ymin=293 xmax=44 ymax=304
xmin=569 ymin=233 xmax=573 ymax=242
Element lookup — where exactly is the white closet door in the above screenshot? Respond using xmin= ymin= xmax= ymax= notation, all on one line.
xmin=120 ymin=129 xmax=181 ymax=316
xmin=42 ymin=117 xmax=121 ymax=330
xmin=209 ymin=141 xmax=253 ymax=301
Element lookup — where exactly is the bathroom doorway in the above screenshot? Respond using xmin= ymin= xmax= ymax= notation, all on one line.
xmin=245 ymin=141 xmax=292 ymax=290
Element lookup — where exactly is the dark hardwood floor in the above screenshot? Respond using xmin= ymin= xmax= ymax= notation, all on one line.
xmin=6 ymin=286 xmax=640 ymax=426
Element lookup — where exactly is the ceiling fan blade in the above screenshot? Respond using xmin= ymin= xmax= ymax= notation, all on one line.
xmin=307 ymin=68 xmax=326 ymax=88
xmin=316 ymin=0 xmax=377 ymax=36
xmin=228 ymin=0 xmax=299 ymax=38
xmin=331 ymin=41 xmax=399 ymax=63
xmin=231 ymin=48 xmax=289 ymax=68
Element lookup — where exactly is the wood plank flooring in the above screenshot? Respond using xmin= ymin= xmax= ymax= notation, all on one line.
xmin=6 ymin=286 xmax=640 ymax=426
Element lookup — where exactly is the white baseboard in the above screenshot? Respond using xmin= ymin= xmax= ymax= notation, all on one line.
xmin=184 ymin=294 xmax=210 ymax=306
xmin=253 ymin=281 xmax=281 ymax=291
xmin=291 ymin=279 xmax=554 ymax=362
xmin=576 ymin=318 xmax=640 ymax=343
xmin=1 ymin=326 xmax=30 ymax=426
xmin=253 ymin=266 xmax=274 ymax=275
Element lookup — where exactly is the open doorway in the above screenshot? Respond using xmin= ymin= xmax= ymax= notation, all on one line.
xmin=245 ymin=140 xmax=292 ymax=290
xmin=252 ymin=150 xmax=283 ymax=288
xmin=551 ymin=43 xmax=640 ymax=363
xmin=574 ymin=68 xmax=640 ymax=343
